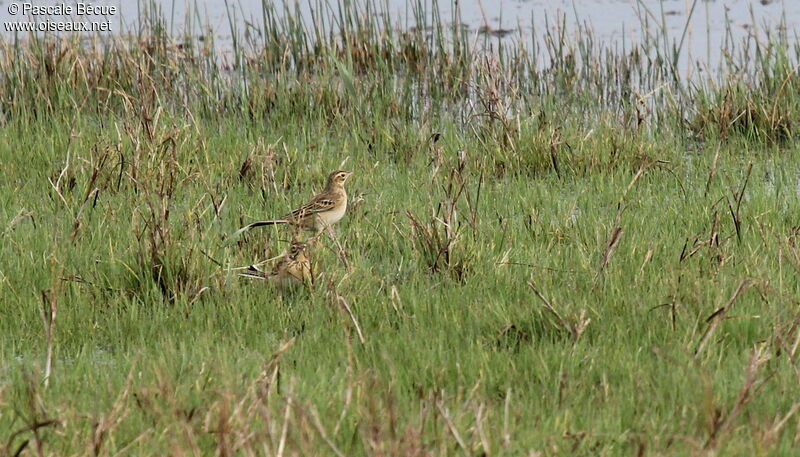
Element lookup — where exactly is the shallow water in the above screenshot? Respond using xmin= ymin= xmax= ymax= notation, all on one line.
xmin=0 ymin=0 xmax=798 ymax=73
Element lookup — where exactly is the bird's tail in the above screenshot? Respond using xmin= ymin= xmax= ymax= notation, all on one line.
xmin=231 ymin=219 xmax=287 ymax=239
xmin=238 ymin=265 xmax=269 ymax=279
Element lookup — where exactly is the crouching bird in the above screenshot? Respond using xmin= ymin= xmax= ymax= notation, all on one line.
xmin=239 ymin=240 xmax=312 ymax=288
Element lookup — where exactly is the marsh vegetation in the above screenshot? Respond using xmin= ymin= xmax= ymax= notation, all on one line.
xmin=2 ymin=1 xmax=800 ymax=455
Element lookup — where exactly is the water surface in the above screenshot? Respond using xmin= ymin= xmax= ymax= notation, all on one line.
xmin=1 ymin=0 xmax=798 ymax=74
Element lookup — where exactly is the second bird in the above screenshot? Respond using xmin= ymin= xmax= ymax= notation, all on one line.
xmin=239 ymin=240 xmax=313 ymax=288
xmin=234 ymin=170 xmax=354 ymax=237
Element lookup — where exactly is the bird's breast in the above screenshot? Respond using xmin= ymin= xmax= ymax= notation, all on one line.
xmin=318 ymin=200 xmax=347 ymax=225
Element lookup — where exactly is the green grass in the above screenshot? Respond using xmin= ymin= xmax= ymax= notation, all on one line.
xmin=2 ymin=1 xmax=800 ymax=455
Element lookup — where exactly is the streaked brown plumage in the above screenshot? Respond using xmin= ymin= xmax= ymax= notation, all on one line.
xmin=239 ymin=240 xmax=312 ymax=288
xmin=234 ymin=170 xmax=353 ymax=237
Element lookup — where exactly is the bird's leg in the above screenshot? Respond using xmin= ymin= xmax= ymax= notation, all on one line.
xmin=321 ymin=221 xmax=349 ymax=270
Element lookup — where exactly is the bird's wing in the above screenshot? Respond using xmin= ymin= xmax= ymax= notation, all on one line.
xmin=286 ymin=196 xmax=336 ymax=220
xmin=287 ymin=259 xmax=312 ymax=283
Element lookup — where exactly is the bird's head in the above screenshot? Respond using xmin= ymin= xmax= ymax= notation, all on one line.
xmin=288 ymin=241 xmax=307 ymax=259
xmin=327 ymin=170 xmax=353 ymax=188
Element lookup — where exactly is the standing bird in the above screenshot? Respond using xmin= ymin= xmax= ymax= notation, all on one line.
xmin=233 ymin=170 xmax=354 ymax=238
xmin=239 ymin=240 xmax=313 ymax=288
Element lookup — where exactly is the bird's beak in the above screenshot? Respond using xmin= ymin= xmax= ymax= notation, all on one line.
xmin=344 ymin=171 xmax=354 ymax=180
